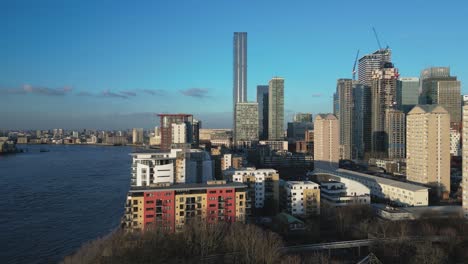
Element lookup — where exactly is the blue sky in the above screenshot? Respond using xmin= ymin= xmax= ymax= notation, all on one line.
xmin=1 ymin=0 xmax=467 ymax=129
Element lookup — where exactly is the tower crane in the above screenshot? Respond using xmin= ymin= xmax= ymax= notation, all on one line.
xmin=352 ymin=49 xmax=360 ymax=81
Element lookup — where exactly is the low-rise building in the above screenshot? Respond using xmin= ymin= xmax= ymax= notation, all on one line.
xmin=17 ymin=137 xmax=28 ymax=144
xmin=122 ymin=181 xmax=247 ymax=232
xmin=224 ymin=168 xmax=280 ymax=215
xmin=283 ymin=181 xmax=320 ymax=216
xmin=319 ymin=179 xmax=370 ymax=207
xmin=314 ymin=168 xmax=429 ymax=207
xmin=259 ymin=140 xmax=288 ymax=152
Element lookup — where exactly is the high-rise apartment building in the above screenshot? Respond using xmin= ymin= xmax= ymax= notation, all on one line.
xmin=268 ymin=77 xmax=284 ymax=140
xmin=159 ymin=114 xmax=193 ymax=150
xmin=420 ymin=67 xmax=461 ymax=124
xmin=406 ymin=105 xmax=450 ymax=194
xmin=132 ymin=128 xmax=144 ymax=145
xmin=462 ymin=105 xmax=468 ymax=218
xmin=358 ymin=49 xmax=392 ymax=87
xmin=314 ymin=114 xmax=339 ymax=167
xmin=352 ymin=83 xmax=371 ymax=160
xmin=233 ymin=32 xmax=247 ymax=129
xmin=123 ymin=181 xmax=247 ymax=232
xmin=171 ymin=123 xmax=187 ymax=145
xmin=257 ymin=85 xmax=269 ymax=140
xmin=397 ymin=77 xmax=419 ymax=114
xmin=370 ymin=62 xmax=399 ymax=158
xmin=336 ymin=79 xmax=354 ymax=160
xmin=385 ymin=109 xmax=405 ymax=159
xmin=234 ymin=102 xmax=259 ymax=147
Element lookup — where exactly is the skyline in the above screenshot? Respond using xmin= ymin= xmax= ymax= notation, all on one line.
xmin=2 ymin=0 xmax=468 ymax=129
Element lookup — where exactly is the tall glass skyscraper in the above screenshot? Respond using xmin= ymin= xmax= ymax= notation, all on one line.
xmin=256 ymin=85 xmax=269 ymax=140
xmin=233 ymin=32 xmax=247 ymax=106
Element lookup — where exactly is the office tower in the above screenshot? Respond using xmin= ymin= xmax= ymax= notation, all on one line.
xmin=192 ymin=119 xmax=201 ymax=148
xmin=336 ymin=79 xmax=354 ymax=160
xmin=224 ymin=168 xmax=280 ymax=215
xmin=257 ymin=85 xmax=269 ymax=140
xmin=385 ymin=109 xmax=405 ymax=159
xmin=132 ymin=128 xmax=144 ymax=145
xmin=234 ymin=102 xmax=259 ymax=147
xmin=370 ymin=62 xmax=399 ymax=158
xmin=283 ymin=181 xmax=320 ymax=216
xmin=293 ymin=113 xmax=313 ymax=123
xmin=420 ymin=67 xmax=461 ymax=124
xmin=397 ymin=77 xmax=420 ymax=114
xmin=314 ymin=114 xmax=339 ymax=167
xmin=123 ymin=181 xmax=247 ymax=231
xmin=462 ymin=105 xmax=468 ymax=218
xmin=358 ymin=49 xmax=392 ymax=87
xmin=268 ymin=77 xmax=284 ymax=140
xmin=159 ymin=114 xmax=193 ymax=149
xmin=352 ymin=83 xmax=371 ymax=160
xmin=406 ymin=105 xmax=450 ymax=194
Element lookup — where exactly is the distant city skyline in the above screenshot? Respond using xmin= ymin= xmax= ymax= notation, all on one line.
xmin=1 ymin=0 xmax=468 ymax=129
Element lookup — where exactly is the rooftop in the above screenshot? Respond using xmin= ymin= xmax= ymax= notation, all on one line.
xmin=129 ymin=182 xmax=247 ymax=192
xmin=334 ymin=168 xmax=429 ymax=192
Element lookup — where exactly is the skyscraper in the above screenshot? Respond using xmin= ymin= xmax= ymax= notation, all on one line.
xmin=257 ymin=85 xmax=269 ymax=140
xmin=233 ymin=32 xmax=247 ymax=108
xmin=234 ymin=102 xmax=259 ymax=147
xmin=462 ymin=105 xmax=468 ymax=218
xmin=268 ymin=77 xmax=284 ymax=140
xmin=406 ymin=105 xmax=450 ymax=194
xmin=314 ymin=114 xmax=339 ymax=167
xmin=370 ymin=62 xmax=399 ymax=158
xmin=397 ymin=77 xmax=419 ymax=114
xmin=420 ymin=67 xmax=461 ymax=124
xmin=336 ymin=79 xmax=354 ymax=160
xmin=384 ymin=109 xmax=405 ymax=159
xmin=358 ymin=49 xmax=392 ymax=87
xmin=352 ymin=83 xmax=371 ymax=160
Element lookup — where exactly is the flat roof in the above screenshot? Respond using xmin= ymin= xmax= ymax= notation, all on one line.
xmin=129 ymin=182 xmax=247 ymax=192
xmin=315 ymin=168 xmax=429 ymax=192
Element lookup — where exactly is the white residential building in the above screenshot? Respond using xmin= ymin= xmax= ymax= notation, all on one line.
xmin=171 ymin=123 xmax=187 ymax=144
xmin=319 ymin=178 xmax=370 ymax=207
xmin=284 ymin=181 xmax=320 ymax=216
xmin=221 ymin=154 xmax=232 ymax=171
xmin=224 ymin=168 xmax=279 ymax=212
xmin=130 ymin=149 xmax=213 ymax=187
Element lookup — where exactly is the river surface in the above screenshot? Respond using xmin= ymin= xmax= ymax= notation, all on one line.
xmin=0 ymin=145 xmax=134 ymax=264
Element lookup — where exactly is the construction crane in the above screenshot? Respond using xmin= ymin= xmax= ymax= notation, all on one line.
xmin=372 ymin=27 xmax=382 ymax=50
xmin=352 ymin=49 xmax=360 ymax=81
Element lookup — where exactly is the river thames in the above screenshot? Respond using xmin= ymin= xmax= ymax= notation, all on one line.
xmin=0 ymin=144 xmax=135 ymax=264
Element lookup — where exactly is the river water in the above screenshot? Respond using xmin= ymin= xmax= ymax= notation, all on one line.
xmin=0 ymin=145 xmax=134 ymax=263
